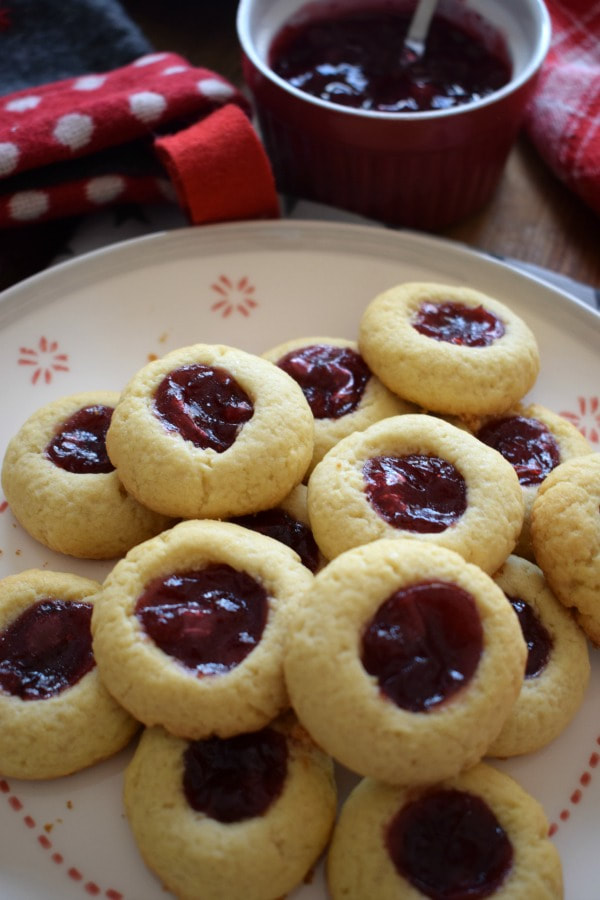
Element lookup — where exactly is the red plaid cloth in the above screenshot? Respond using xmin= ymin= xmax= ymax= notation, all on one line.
xmin=525 ymin=0 xmax=600 ymax=216
xmin=0 ymin=52 xmax=279 ymax=227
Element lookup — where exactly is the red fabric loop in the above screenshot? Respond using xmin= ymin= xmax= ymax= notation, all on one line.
xmin=154 ymin=104 xmax=280 ymax=224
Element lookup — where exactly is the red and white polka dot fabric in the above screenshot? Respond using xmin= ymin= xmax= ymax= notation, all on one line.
xmin=0 ymin=52 xmax=279 ymax=227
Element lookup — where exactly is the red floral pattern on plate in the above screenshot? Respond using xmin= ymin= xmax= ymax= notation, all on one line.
xmin=18 ymin=337 xmax=69 ymax=384
xmin=210 ymin=275 xmax=258 ymax=318
xmin=560 ymin=396 xmax=600 ymax=444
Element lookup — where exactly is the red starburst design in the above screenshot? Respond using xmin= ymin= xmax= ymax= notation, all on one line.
xmin=18 ymin=337 xmax=69 ymax=385
xmin=560 ymin=396 xmax=600 ymax=444
xmin=210 ymin=275 xmax=258 ymax=318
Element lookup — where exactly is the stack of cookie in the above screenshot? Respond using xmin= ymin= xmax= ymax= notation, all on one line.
xmin=0 ymin=280 xmax=596 ymax=900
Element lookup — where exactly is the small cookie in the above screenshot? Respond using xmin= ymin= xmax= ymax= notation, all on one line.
xmin=0 ymin=569 xmax=138 ymax=779
xmin=470 ymin=403 xmax=592 ymax=560
xmin=307 ymin=413 xmax=524 ymax=573
xmin=487 ymin=556 xmax=590 ymax=757
xmin=263 ymin=337 xmax=414 ymax=475
xmin=106 ymin=343 xmax=314 ymax=518
xmin=284 ymin=539 xmax=526 ymax=786
xmin=124 ymin=714 xmax=336 ymax=900
xmin=230 ymin=484 xmax=323 ymax=572
xmin=92 ymin=519 xmax=314 ymax=739
xmin=1 ymin=391 xmax=172 ymax=559
xmin=359 ymin=282 xmax=540 ymax=416
xmin=531 ymin=453 xmax=600 ymax=643
xmin=327 ymin=764 xmax=563 ymax=899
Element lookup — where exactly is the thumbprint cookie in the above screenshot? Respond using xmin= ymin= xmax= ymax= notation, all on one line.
xmin=531 ymin=453 xmax=600 ymax=644
xmin=307 ymin=413 xmax=524 ymax=573
xmin=1 ymin=391 xmax=172 ymax=559
xmin=359 ymin=282 xmax=539 ymax=416
xmin=487 ymin=556 xmax=590 ymax=758
xmin=470 ymin=403 xmax=592 ymax=560
xmin=229 ymin=483 xmax=323 ymax=573
xmin=92 ymin=519 xmax=314 ymax=739
xmin=284 ymin=539 xmax=526 ymax=786
xmin=124 ymin=714 xmax=336 ymax=900
xmin=105 ymin=343 xmax=314 ymax=519
xmin=327 ymin=764 xmax=563 ymax=899
xmin=0 ymin=569 xmax=138 ymax=779
xmin=262 ymin=337 xmax=414 ymax=475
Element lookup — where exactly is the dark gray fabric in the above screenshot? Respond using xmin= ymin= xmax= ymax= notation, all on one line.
xmin=0 ymin=0 xmax=152 ymax=96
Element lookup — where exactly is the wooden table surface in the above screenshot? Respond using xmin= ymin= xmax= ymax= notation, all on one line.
xmin=1 ymin=0 xmax=599 ymax=292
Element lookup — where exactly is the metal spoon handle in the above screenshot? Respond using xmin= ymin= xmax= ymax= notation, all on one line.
xmin=404 ymin=0 xmax=439 ymax=58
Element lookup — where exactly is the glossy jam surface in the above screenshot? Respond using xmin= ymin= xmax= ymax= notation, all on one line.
xmin=183 ymin=727 xmax=288 ymax=823
xmin=413 ymin=301 xmax=505 ymax=346
xmin=153 ymin=364 xmax=253 ymax=452
xmin=231 ymin=508 xmax=320 ymax=572
xmin=44 ymin=404 xmax=115 ymax=474
xmin=363 ymin=454 xmax=467 ymax=533
xmin=508 ymin=595 xmax=553 ymax=679
xmin=0 ymin=599 xmax=95 ymax=700
xmin=361 ymin=580 xmax=483 ymax=712
xmin=270 ymin=6 xmax=511 ymax=113
xmin=276 ymin=343 xmax=371 ymax=418
xmin=476 ymin=416 xmax=561 ymax=486
xmin=135 ymin=564 xmax=268 ymax=674
xmin=387 ymin=788 xmax=513 ymax=899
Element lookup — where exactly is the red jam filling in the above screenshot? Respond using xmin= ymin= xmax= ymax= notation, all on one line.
xmin=413 ymin=301 xmax=505 ymax=347
xmin=44 ymin=404 xmax=115 ymax=474
xmin=361 ymin=580 xmax=483 ymax=712
xmin=153 ymin=364 xmax=254 ymax=452
xmin=507 ymin=595 xmax=553 ymax=679
xmin=0 ymin=598 xmax=95 ymax=700
xmin=134 ymin=564 xmax=268 ymax=675
xmin=270 ymin=5 xmax=511 ymax=113
xmin=275 ymin=344 xmax=371 ymax=419
xmin=476 ymin=416 xmax=561 ymax=486
xmin=182 ymin=727 xmax=288 ymax=823
xmin=363 ymin=454 xmax=467 ymax=533
xmin=230 ymin=508 xmax=320 ymax=573
xmin=387 ymin=788 xmax=513 ymax=899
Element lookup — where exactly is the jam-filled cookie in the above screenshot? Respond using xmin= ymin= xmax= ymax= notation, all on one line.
xmin=262 ymin=337 xmax=414 ymax=475
xmin=124 ymin=713 xmax=336 ymax=900
xmin=531 ymin=453 xmax=600 ymax=644
xmin=307 ymin=413 xmax=524 ymax=573
xmin=359 ymin=282 xmax=540 ymax=416
xmin=486 ymin=556 xmax=590 ymax=758
xmin=229 ymin=483 xmax=323 ymax=573
xmin=470 ymin=403 xmax=592 ymax=560
xmin=1 ymin=391 xmax=172 ymax=559
xmin=105 ymin=343 xmax=314 ymax=519
xmin=327 ymin=764 xmax=562 ymax=899
xmin=92 ymin=519 xmax=314 ymax=739
xmin=284 ymin=539 xmax=526 ymax=786
xmin=0 ymin=569 xmax=138 ymax=779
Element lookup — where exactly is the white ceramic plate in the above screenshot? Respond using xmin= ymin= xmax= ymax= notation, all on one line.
xmin=0 ymin=220 xmax=598 ymax=900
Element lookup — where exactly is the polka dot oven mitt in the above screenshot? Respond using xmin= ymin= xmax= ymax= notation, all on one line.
xmin=0 ymin=23 xmax=279 ymax=228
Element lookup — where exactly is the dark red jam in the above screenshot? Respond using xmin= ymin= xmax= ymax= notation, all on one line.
xmin=413 ymin=301 xmax=505 ymax=347
xmin=361 ymin=580 xmax=483 ymax=712
xmin=363 ymin=454 xmax=467 ymax=533
xmin=476 ymin=416 xmax=561 ymax=486
xmin=230 ymin=508 xmax=320 ymax=572
xmin=275 ymin=344 xmax=371 ymax=419
xmin=270 ymin=5 xmax=511 ymax=113
xmin=507 ymin=595 xmax=553 ymax=679
xmin=153 ymin=364 xmax=254 ymax=452
xmin=386 ymin=788 xmax=513 ymax=899
xmin=182 ymin=727 xmax=288 ymax=823
xmin=0 ymin=598 xmax=95 ymax=700
xmin=134 ymin=564 xmax=268 ymax=675
xmin=44 ymin=404 xmax=115 ymax=474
